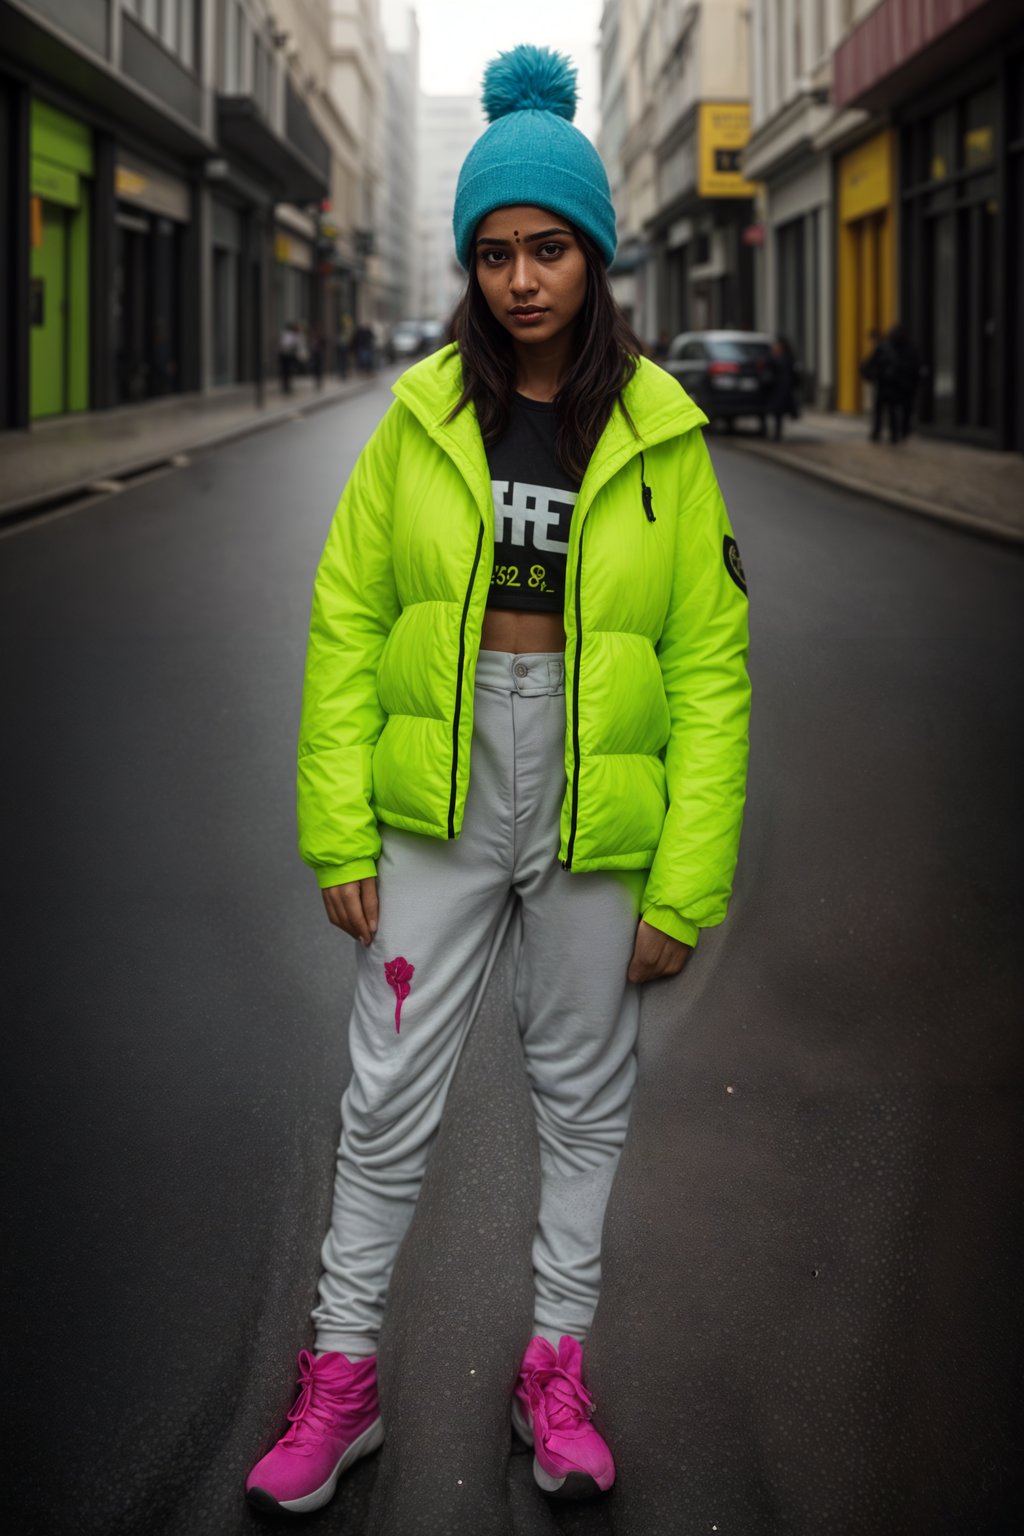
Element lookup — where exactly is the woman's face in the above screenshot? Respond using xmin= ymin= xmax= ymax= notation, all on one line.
xmin=473 ymin=205 xmax=588 ymax=346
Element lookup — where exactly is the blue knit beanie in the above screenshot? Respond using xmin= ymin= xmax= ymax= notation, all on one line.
xmin=453 ymin=45 xmax=617 ymax=270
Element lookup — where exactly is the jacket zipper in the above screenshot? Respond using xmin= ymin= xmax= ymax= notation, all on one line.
xmin=564 ymin=451 xmax=654 ymax=868
xmin=563 ymin=522 xmax=585 ymax=869
xmin=448 ymin=522 xmax=484 ymax=838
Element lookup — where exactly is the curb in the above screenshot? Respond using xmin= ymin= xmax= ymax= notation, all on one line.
xmin=0 ymin=377 xmax=378 ymax=530
xmin=728 ymin=437 xmax=1024 ymax=549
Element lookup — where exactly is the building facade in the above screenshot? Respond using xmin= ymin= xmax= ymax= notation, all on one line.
xmin=327 ymin=0 xmax=388 ymax=323
xmin=743 ymin=0 xmax=1024 ymax=443
xmin=272 ymin=0 xmax=362 ymax=363
xmin=833 ymin=0 xmax=1024 ymax=450
xmin=413 ymin=93 xmax=483 ymax=325
xmin=598 ymin=0 xmax=635 ymax=325
xmin=214 ymin=0 xmax=336 ymax=384
xmin=380 ymin=6 xmax=419 ymax=324
xmin=745 ymin=0 xmax=847 ymax=407
xmin=1 ymin=0 xmax=330 ymax=429
xmin=602 ymin=0 xmax=757 ymax=351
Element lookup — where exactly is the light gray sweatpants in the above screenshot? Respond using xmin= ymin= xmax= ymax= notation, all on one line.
xmin=311 ymin=650 xmax=645 ymax=1357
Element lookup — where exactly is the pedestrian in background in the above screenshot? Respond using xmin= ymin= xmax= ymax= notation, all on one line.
xmin=246 ymin=44 xmax=750 ymax=1520
xmin=335 ymin=314 xmax=352 ymax=380
xmin=294 ymin=321 xmax=310 ymax=377
xmin=277 ymin=320 xmax=298 ymax=394
xmin=887 ymin=323 xmax=921 ymax=441
xmin=861 ymin=327 xmax=898 ymax=443
xmin=766 ymin=334 xmax=799 ymax=441
xmin=353 ymin=321 xmax=375 ymax=374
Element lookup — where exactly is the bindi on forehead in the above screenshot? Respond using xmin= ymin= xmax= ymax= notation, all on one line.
xmin=514 ymin=229 xmax=520 ymax=242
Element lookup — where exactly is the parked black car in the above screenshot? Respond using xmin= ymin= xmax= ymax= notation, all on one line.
xmin=662 ymin=330 xmax=777 ymax=431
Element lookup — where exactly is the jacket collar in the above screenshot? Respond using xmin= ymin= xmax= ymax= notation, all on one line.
xmin=391 ymin=346 xmax=491 ymax=511
xmin=391 ymin=344 xmax=707 ymax=516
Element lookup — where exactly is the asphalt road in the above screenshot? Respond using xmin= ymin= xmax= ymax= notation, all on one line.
xmin=3 ymin=378 xmax=1022 ymax=1536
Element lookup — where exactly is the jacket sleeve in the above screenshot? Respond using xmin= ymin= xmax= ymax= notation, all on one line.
xmin=641 ymin=428 xmax=751 ymax=948
xmin=297 ymin=400 xmax=403 ymax=888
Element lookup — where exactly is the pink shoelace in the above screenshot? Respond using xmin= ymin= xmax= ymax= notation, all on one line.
xmin=279 ymin=1349 xmax=360 ymax=1456
xmin=525 ymin=1362 xmax=597 ymax=1438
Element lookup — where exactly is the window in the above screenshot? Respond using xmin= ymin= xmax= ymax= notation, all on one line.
xmin=774 ymin=0 xmax=785 ymax=106
xmin=902 ymin=79 xmax=1008 ymax=443
xmin=179 ymin=0 xmax=194 ymax=67
xmin=708 ymin=339 xmax=771 ymax=363
xmin=930 ymin=108 xmax=955 ymax=182
xmin=114 ymin=208 xmax=182 ymax=403
xmin=906 ymin=118 xmax=929 ymax=187
xmin=930 ymin=213 xmax=956 ymax=428
xmin=253 ymin=34 xmax=273 ymax=117
xmin=161 ymin=0 xmax=177 ymax=53
xmin=776 ymin=216 xmax=807 ymax=373
xmin=963 ymin=86 xmax=995 ymax=170
xmin=223 ymin=0 xmax=245 ymax=92
xmin=125 ymin=0 xmax=196 ymax=70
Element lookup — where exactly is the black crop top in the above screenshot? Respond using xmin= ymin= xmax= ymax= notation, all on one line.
xmin=484 ymin=393 xmax=581 ymax=613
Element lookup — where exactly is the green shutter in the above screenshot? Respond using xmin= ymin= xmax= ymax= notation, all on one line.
xmin=30 ymin=100 xmax=94 ymax=175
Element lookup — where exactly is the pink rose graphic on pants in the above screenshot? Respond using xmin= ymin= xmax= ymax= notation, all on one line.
xmin=384 ymin=956 xmax=414 ymax=1033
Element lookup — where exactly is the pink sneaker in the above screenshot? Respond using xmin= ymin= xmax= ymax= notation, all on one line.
xmin=245 ymin=1348 xmax=383 ymax=1514
xmin=511 ymin=1335 xmax=615 ymax=1498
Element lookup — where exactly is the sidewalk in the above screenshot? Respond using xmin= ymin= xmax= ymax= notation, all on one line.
xmin=0 ymin=371 xmax=378 ymax=525
xmin=727 ymin=409 xmax=1024 ymax=546
xmin=5 ymin=381 xmax=1022 ymax=546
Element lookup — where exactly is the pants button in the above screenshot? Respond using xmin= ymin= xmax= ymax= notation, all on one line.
xmin=513 ymin=662 xmax=528 ymax=678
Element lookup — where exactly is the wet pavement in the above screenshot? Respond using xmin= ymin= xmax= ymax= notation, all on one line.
xmin=4 ymin=379 xmax=1021 ymax=1535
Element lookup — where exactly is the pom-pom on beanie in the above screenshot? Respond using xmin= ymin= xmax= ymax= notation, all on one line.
xmin=453 ymin=45 xmax=617 ymax=270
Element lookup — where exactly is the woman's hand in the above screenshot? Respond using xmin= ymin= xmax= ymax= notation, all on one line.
xmin=322 ymin=878 xmax=379 ymax=945
xmin=627 ymin=920 xmax=692 ymax=984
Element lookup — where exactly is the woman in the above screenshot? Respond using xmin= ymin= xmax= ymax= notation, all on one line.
xmin=246 ymin=45 xmax=750 ymax=1516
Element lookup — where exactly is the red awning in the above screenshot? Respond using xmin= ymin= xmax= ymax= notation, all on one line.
xmin=833 ymin=0 xmax=1015 ymax=112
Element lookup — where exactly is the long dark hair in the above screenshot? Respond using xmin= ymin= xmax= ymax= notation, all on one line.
xmin=447 ymin=224 xmax=644 ymax=483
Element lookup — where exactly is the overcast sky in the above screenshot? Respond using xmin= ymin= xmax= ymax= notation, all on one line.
xmin=382 ymin=0 xmax=603 ymax=145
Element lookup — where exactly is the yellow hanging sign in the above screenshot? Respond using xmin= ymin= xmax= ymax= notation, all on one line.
xmin=698 ymin=103 xmax=755 ymax=198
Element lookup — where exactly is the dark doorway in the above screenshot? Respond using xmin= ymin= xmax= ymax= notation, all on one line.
xmin=114 ymin=208 xmax=182 ymax=403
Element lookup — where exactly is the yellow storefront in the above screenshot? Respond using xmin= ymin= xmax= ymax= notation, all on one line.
xmin=835 ymin=131 xmax=896 ymax=414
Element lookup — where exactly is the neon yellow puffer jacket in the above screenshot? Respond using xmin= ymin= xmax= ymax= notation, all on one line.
xmin=298 ymin=345 xmax=750 ymax=948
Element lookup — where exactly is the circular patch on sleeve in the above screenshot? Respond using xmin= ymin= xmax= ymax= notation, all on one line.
xmin=723 ymin=536 xmax=748 ymax=594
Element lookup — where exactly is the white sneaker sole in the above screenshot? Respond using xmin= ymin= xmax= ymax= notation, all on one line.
xmin=510 ymin=1396 xmax=603 ymax=1498
xmin=247 ymin=1416 xmax=385 ymax=1515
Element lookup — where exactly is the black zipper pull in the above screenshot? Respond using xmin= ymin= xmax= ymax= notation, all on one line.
xmin=639 ymin=451 xmax=656 ymax=522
